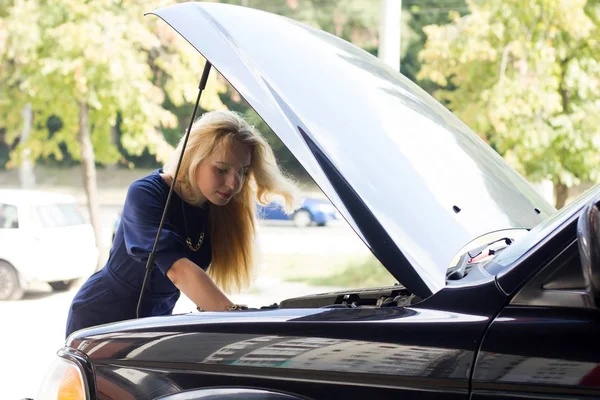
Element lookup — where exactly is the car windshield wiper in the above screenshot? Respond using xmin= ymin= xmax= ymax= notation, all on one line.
xmin=467 ymin=237 xmax=513 ymax=258
xmin=446 ymin=237 xmax=514 ymax=280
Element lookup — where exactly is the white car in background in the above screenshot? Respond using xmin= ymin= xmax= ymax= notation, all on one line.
xmin=0 ymin=189 xmax=98 ymax=300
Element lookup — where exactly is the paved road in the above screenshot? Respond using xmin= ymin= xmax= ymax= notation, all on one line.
xmin=0 ymin=221 xmax=367 ymax=400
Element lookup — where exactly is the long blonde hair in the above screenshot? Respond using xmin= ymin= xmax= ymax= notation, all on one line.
xmin=163 ymin=110 xmax=298 ymax=293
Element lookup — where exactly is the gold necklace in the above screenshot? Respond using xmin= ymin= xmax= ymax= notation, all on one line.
xmin=181 ymin=199 xmax=208 ymax=252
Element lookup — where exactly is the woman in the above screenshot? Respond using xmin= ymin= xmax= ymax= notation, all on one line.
xmin=66 ymin=110 xmax=297 ymax=337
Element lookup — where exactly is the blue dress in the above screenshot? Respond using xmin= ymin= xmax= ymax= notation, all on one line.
xmin=66 ymin=169 xmax=212 ymax=337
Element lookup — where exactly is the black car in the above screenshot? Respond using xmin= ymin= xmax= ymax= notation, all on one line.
xmin=35 ymin=3 xmax=600 ymax=400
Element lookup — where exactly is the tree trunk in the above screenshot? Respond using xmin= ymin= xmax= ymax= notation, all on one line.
xmin=111 ymin=123 xmax=118 ymax=149
xmin=105 ymin=123 xmax=119 ymax=172
xmin=554 ymin=61 xmax=572 ymax=212
xmin=19 ymin=103 xmax=36 ymax=189
xmin=78 ymin=101 xmax=102 ymax=269
xmin=554 ymin=181 xmax=569 ymax=210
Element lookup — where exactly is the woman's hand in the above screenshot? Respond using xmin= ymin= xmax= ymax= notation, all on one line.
xmin=166 ymin=258 xmax=234 ymax=311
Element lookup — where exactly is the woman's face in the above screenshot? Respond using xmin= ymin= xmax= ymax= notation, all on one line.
xmin=195 ymin=139 xmax=252 ymax=206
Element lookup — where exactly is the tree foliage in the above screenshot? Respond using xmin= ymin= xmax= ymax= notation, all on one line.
xmin=401 ymin=0 xmax=468 ymax=91
xmin=418 ymin=0 xmax=600 ymax=207
xmin=0 ymin=0 xmax=228 ymax=253
xmin=0 ymin=0 xmax=226 ymax=168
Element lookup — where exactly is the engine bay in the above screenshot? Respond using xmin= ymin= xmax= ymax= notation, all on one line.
xmin=276 ymin=284 xmax=420 ymax=309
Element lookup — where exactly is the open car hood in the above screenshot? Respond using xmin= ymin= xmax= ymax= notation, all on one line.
xmin=148 ymin=2 xmax=555 ymax=299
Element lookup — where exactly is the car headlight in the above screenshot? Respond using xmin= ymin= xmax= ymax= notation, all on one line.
xmin=37 ymin=350 xmax=93 ymax=400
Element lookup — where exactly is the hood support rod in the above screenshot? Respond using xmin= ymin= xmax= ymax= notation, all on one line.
xmin=136 ymin=61 xmax=213 ymax=319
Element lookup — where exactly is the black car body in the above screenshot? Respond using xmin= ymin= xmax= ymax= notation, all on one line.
xmin=37 ymin=3 xmax=600 ymax=400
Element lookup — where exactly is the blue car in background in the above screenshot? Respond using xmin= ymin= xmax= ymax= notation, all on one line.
xmin=257 ymin=196 xmax=341 ymax=227
xmin=112 ymin=196 xmax=341 ymax=242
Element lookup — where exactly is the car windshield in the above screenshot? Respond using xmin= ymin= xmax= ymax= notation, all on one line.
xmin=35 ymin=203 xmax=85 ymax=228
xmin=0 ymin=204 xmax=19 ymax=229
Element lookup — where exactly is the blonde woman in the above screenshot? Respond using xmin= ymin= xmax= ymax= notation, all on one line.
xmin=66 ymin=110 xmax=297 ymax=337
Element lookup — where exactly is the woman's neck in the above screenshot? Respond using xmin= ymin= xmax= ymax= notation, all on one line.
xmin=160 ymin=172 xmax=208 ymax=208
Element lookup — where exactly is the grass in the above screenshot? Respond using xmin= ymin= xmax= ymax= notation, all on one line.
xmin=256 ymin=252 xmax=351 ymax=281
xmin=285 ymin=255 xmax=397 ymax=288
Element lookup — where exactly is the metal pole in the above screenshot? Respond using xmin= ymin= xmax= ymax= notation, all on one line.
xmin=136 ymin=61 xmax=212 ymax=319
xmin=378 ymin=0 xmax=402 ymax=71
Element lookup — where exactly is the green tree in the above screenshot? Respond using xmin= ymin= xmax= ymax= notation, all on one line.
xmin=401 ymin=0 xmax=468 ymax=91
xmin=418 ymin=0 xmax=600 ymax=208
xmin=0 ymin=0 xmax=226 ymax=256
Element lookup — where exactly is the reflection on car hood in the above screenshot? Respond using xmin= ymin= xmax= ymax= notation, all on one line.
xmin=148 ymin=3 xmax=556 ymax=298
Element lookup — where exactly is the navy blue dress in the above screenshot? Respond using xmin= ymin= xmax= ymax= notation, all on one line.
xmin=66 ymin=169 xmax=212 ymax=337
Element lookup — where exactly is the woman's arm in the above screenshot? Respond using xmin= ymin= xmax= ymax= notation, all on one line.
xmin=166 ymin=257 xmax=235 ymax=311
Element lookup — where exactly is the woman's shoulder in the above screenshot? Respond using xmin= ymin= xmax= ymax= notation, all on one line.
xmin=127 ymin=169 xmax=170 ymax=204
